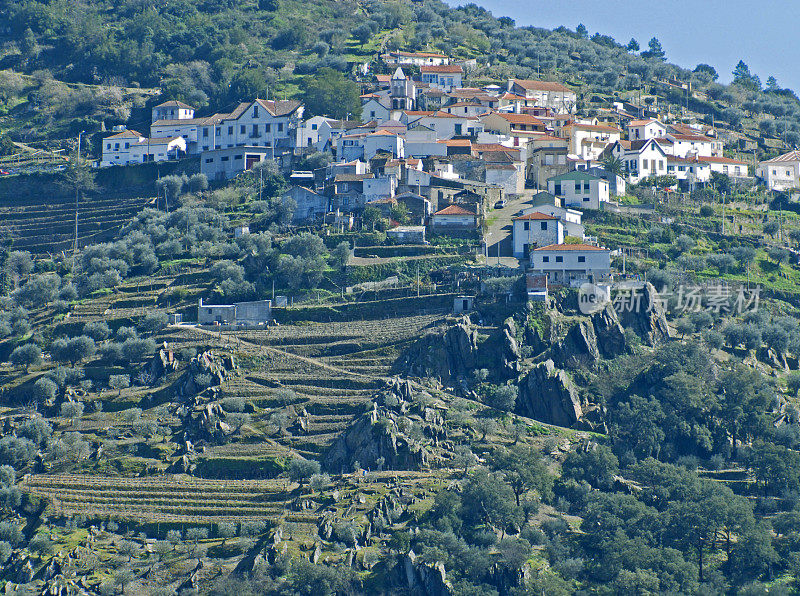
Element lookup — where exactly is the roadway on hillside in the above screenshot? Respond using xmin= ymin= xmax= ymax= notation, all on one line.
xmin=483 ymin=190 xmax=540 ymax=267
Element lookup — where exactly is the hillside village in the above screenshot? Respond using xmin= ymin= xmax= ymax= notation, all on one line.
xmin=7 ymin=1 xmax=800 ymax=594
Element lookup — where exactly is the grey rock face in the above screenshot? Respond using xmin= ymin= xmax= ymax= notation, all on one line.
xmin=517 ymin=359 xmax=582 ymax=427
xmin=616 ymin=282 xmax=670 ymax=345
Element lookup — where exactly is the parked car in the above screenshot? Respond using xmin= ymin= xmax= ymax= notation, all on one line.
xmin=494 ymin=199 xmax=506 ymax=209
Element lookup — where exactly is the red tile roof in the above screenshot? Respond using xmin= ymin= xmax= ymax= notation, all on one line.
xmin=511 ymin=79 xmax=573 ymax=93
xmin=534 ymin=243 xmax=608 ymax=251
xmin=513 ymin=212 xmax=558 ymax=221
xmin=421 ymin=65 xmax=463 ymax=74
xmin=434 ymin=204 xmax=476 ymax=216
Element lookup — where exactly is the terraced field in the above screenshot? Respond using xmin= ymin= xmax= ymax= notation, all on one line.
xmin=0 ymin=193 xmax=153 ymax=254
xmin=22 ymin=474 xmax=290 ymax=523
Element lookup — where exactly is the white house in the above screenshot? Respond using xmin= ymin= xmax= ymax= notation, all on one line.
xmin=703 ymin=156 xmax=751 ymax=180
xmin=196 ymin=99 xmax=304 ymax=154
xmin=626 ymin=119 xmax=667 ymax=141
xmin=382 ymin=51 xmax=450 ymax=67
xmin=360 ymin=97 xmax=392 ymax=124
xmin=665 ymin=132 xmax=714 ymax=158
xmin=666 ymin=156 xmax=711 ymax=187
xmin=562 ymin=122 xmax=621 ymax=161
xmin=200 ymin=146 xmax=273 ymax=181
xmin=547 ymin=171 xmax=609 ymax=209
xmin=295 ymin=116 xmax=335 ymax=151
xmin=512 ymin=212 xmax=564 ymax=258
xmin=523 ymin=199 xmax=584 ymax=240
xmin=530 ymin=243 xmax=611 ymax=285
xmin=506 ymin=80 xmax=577 ymax=113
xmin=283 ymin=186 xmax=329 ymax=223
xmin=431 ymin=204 xmax=478 ymax=228
xmin=757 ymin=150 xmax=800 ymax=190
xmin=151 ymin=100 xmax=194 ymax=123
xmin=101 ymin=130 xmax=186 ymax=166
xmin=336 ymin=133 xmax=368 ymax=162
xmin=363 ymin=175 xmax=398 ymax=203
xmin=101 ymin=130 xmax=145 ymax=166
xmin=405 ymin=124 xmax=447 ymax=158
xmin=609 ymin=139 xmax=671 ymax=183
xmin=420 ymin=65 xmax=463 ymax=91
xmin=363 ymin=130 xmax=405 ymax=160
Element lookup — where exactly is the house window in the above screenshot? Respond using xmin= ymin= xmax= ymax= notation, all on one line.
xmin=266 ymin=124 xmax=271 ymax=133
xmin=203 ymin=129 xmax=209 ymax=138
xmin=235 ymin=155 xmax=243 ymax=160
xmin=124 ymin=142 xmax=129 ymax=149
xmin=277 ymin=123 xmax=283 ymax=132
xmin=312 ymin=123 xmax=318 ymax=130
xmin=114 ymin=143 xmax=119 ymax=150
xmin=216 ymin=127 xmax=221 ymax=135
xmin=221 ymin=156 xmax=229 ymax=162
xmin=540 ymin=222 xmax=547 ymax=230
xmin=106 ymin=143 xmax=110 ymax=149
xmin=554 ymin=184 xmax=562 ymax=195
xmin=659 ymin=160 xmax=664 ymax=170
xmin=240 ymin=125 xmax=246 ymax=134
xmin=542 ymin=256 xmax=550 ymax=263
xmin=523 ymin=222 xmax=529 ymax=231
xmin=555 ymin=256 xmax=563 ymax=263
xmin=578 ymin=256 xmax=586 ymax=263
xmin=583 ymin=182 xmax=590 ymax=192
xmin=643 ymin=159 xmax=648 ymax=169
xmin=228 ymin=126 xmax=233 ymax=135
xmin=583 ymin=197 xmax=590 ymax=202
xmin=253 ymin=105 xmax=259 ymax=118
xmin=574 ymin=182 xmax=581 ymax=193
xmin=205 ymin=158 xmax=213 ymax=163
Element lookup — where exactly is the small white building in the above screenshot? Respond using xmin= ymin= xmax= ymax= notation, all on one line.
xmin=420 ymin=65 xmax=463 ymax=91
xmin=562 ymin=122 xmax=621 ymax=161
xmin=530 ymin=243 xmax=611 ymax=285
xmin=151 ymin=100 xmax=195 ymax=123
xmin=360 ymin=98 xmax=392 ymax=124
xmin=703 ymin=156 xmax=751 ymax=180
xmin=547 ymin=171 xmax=609 ymax=210
xmin=506 ymin=79 xmax=577 ymax=113
xmin=757 ymin=150 xmax=800 ymax=190
xmin=431 ymin=204 xmax=478 ymax=228
xmin=512 ymin=212 xmax=564 ymax=259
xmin=200 ymin=146 xmax=272 ymax=181
xmin=198 ymin=298 xmax=271 ymax=326
xmin=101 ymin=131 xmax=186 ymax=167
xmin=626 ymin=119 xmax=667 ymax=141
xmin=387 ymin=225 xmax=426 ymax=244
xmin=523 ymin=202 xmax=584 ymax=239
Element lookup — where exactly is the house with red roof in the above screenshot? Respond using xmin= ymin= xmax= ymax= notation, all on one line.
xmin=431 ymin=204 xmax=478 ymax=228
xmin=506 ymin=79 xmax=577 ymax=113
xmin=512 ymin=212 xmax=565 ymax=258
xmin=420 ymin=64 xmax=463 ymax=91
xmin=530 ymin=243 xmax=611 ymax=285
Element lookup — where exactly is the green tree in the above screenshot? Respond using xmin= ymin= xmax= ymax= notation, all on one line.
xmin=300 ymin=68 xmax=362 ymax=120
xmin=362 ymin=205 xmax=382 ymax=231
xmin=461 ymin=469 xmax=522 ymax=533
xmin=642 ymin=37 xmax=666 ymax=61
xmin=10 ymin=343 xmax=41 ymax=372
xmin=626 ymin=38 xmax=639 ymax=52
xmin=576 ymin=24 xmax=588 ymax=39
xmin=489 ymin=444 xmax=553 ymax=505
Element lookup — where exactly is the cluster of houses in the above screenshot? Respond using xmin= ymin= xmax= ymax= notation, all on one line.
xmin=101 ymin=50 xmax=791 ymax=292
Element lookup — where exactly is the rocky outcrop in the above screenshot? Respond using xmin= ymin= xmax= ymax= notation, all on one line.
xmin=401 ymin=318 xmax=478 ymax=386
xmin=553 ymin=320 xmax=600 ymax=369
xmin=591 ymin=303 xmax=627 ymax=358
xmin=616 ymin=282 xmax=670 ymax=345
xmin=176 ymin=351 xmax=236 ymax=398
xmin=148 ymin=344 xmax=180 ymax=379
xmin=500 ymin=318 xmax=521 ymax=376
xmin=393 ymin=550 xmax=452 ymax=596
xmin=322 ymin=379 xmax=446 ymax=473
xmin=517 ymin=359 xmax=582 ymax=427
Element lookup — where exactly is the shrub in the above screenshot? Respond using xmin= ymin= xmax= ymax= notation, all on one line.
xmin=10 ymin=343 xmax=41 ymax=371
xmin=83 ymin=321 xmax=111 ymax=342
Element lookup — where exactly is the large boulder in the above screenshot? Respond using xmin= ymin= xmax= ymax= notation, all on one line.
xmin=176 ymin=350 xmax=236 ymax=398
xmin=401 ymin=318 xmax=478 ymax=385
xmin=322 ymin=380 xmax=446 ymax=473
xmin=591 ymin=303 xmax=627 ymax=358
xmin=517 ymin=359 xmax=582 ymax=427
xmin=553 ymin=320 xmax=600 ymax=369
xmin=616 ymin=282 xmax=670 ymax=345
